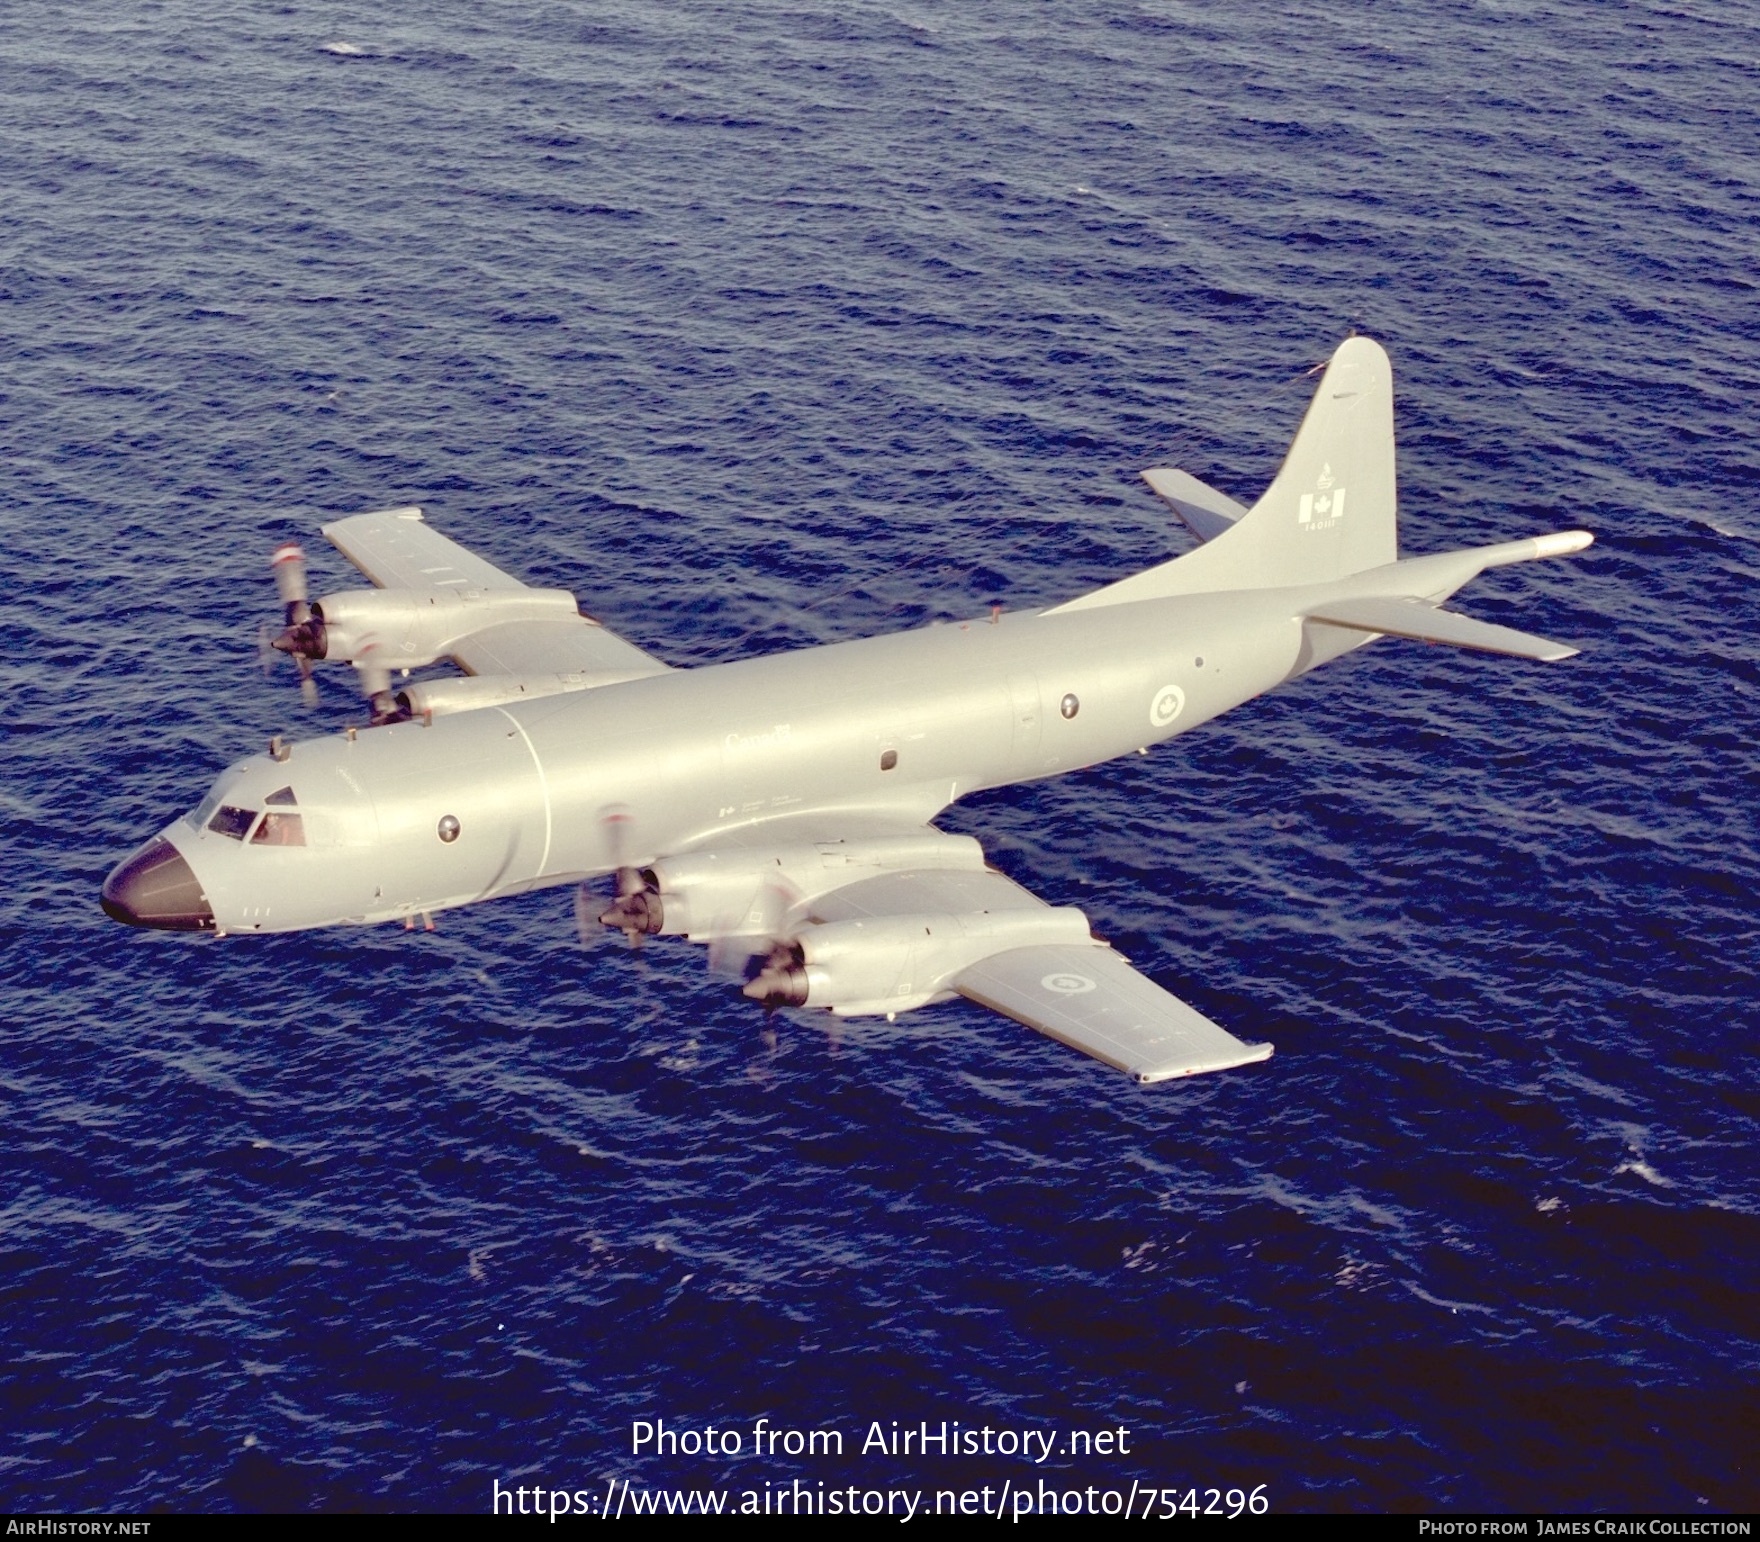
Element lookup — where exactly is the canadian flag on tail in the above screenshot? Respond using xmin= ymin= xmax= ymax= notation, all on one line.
xmin=1298 ymin=463 xmax=1346 ymax=526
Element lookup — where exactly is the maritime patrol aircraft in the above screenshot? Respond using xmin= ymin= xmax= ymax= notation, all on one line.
xmin=102 ymin=337 xmax=1592 ymax=1084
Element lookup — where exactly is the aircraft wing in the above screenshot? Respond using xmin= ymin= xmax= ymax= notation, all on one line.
xmin=956 ymin=943 xmax=1272 ymax=1083
xmin=443 ymin=616 xmax=669 ymax=680
xmin=805 ymin=863 xmax=1047 ymax=924
xmin=798 ymin=861 xmax=1271 ymax=1083
xmin=322 ymin=506 xmax=670 ymax=681
xmin=324 ymin=505 xmax=528 ymax=592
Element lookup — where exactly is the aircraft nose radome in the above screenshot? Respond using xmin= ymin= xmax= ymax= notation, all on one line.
xmin=100 ymin=837 xmax=214 ymax=931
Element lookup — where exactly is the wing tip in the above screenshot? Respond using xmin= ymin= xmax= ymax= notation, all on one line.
xmin=319 ymin=504 xmax=425 ymax=539
xmin=1133 ymin=1039 xmax=1274 ymax=1084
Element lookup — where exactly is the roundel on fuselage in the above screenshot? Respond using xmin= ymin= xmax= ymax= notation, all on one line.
xmin=1149 ymin=684 xmax=1186 ymax=728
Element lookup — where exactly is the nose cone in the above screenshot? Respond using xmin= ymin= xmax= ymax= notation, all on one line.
xmin=101 ymin=837 xmax=215 ymax=931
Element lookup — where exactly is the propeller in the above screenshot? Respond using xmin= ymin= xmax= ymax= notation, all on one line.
xmin=709 ymin=871 xmax=809 ymax=1021
xmin=267 ymin=542 xmax=321 ymax=706
xmin=587 ymin=807 xmax=662 ymax=947
xmin=352 ymin=639 xmax=405 ymax=727
xmin=266 ymin=543 xmax=408 ymax=725
xmin=706 ymin=871 xmax=800 ymax=984
xmin=741 ymin=938 xmax=809 ymax=1010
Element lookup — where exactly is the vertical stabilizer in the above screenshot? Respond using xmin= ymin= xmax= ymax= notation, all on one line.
xmin=1051 ymin=336 xmax=1400 ymax=611
xmin=1242 ymin=335 xmax=1397 ymax=584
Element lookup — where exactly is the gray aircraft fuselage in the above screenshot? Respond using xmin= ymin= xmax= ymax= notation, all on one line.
xmin=171 ymin=585 xmax=1311 ymax=935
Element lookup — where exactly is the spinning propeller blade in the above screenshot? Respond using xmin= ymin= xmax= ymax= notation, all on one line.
xmin=706 ymin=873 xmax=800 ymax=983
xmin=352 ymin=640 xmax=403 ymax=726
xmin=589 ymin=807 xmax=662 ymax=947
xmin=266 ymin=543 xmax=321 ymax=705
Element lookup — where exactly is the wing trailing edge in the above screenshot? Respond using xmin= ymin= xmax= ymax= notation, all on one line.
xmin=323 ymin=506 xmax=524 ymax=591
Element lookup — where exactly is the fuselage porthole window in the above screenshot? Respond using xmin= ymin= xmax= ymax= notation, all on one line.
xmin=207 ymin=805 xmax=259 ymax=841
xmin=251 ymin=811 xmax=306 ymax=847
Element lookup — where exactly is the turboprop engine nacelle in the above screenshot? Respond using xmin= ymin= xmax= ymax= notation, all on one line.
xmin=748 ymin=906 xmax=1095 ymax=1017
xmin=308 ymin=586 xmax=580 ymax=666
xmin=621 ymin=832 xmax=991 ymax=940
xmin=395 ymin=673 xmax=599 ymax=719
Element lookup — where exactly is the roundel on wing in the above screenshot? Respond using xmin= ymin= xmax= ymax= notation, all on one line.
xmin=1041 ymin=971 xmax=1097 ymax=996
xmin=1149 ymin=683 xmax=1186 ymax=728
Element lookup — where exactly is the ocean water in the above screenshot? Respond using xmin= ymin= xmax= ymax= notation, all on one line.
xmin=2 ymin=0 xmax=1756 ymax=1515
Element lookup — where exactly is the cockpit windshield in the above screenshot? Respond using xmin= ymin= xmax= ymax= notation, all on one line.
xmin=186 ymin=761 xmax=254 ymax=832
xmin=250 ymin=787 xmax=304 ymax=845
xmin=190 ymin=781 xmax=303 ymax=844
xmin=207 ymin=806 xmax=258 ymax=841
xmin=250 ymin=811 xmax=305 ymax=846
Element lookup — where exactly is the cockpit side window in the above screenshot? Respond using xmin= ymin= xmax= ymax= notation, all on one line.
xmin=250 ymin=811 xmax=305 ymax=847
xmin=265 ymin=786 xmax=298 ymax=807
xmin=207 ymin=805 xmax=258 ymax=841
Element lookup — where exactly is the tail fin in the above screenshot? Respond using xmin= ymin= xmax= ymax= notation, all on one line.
xmin=1242 ymin=335 xmax=1397 ymax=584
xmin=1052 ymin=336 xmax=1399 ymax=612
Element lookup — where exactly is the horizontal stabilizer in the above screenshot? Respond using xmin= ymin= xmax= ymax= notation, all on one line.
xmin=957 ymin=943 xmax=1272 ymax=1084
xmin=1141 ymin=467 xmax=1249 ymax=544
xmin=1305 ymin=595 xmax=1579 ymax=661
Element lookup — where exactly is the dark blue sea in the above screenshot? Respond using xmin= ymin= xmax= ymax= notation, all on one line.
xmin=3 ymin=0 xmax=1755 ymax=1516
